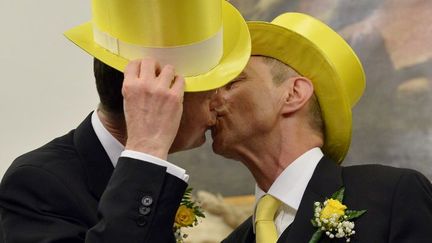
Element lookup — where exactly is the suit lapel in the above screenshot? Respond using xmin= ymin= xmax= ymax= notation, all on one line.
xmin=222 ymin=216 xmax=256 ymax=243
xmin=278 ymin=157 xmax=344 ymax=243
xmin=73 ymin=112 xmax=114 ymax=200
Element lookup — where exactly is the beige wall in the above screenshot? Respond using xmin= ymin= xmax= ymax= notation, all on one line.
xmin=0 ymin=1 xmax=98 ymax=178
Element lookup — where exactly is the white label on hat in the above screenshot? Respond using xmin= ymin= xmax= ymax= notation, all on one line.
xmin=93 ymin=26 xmax=223 ymax=77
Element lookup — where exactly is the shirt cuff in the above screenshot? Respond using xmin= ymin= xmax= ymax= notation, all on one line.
xmin=121 ymin=150 xmax=189 ymax=182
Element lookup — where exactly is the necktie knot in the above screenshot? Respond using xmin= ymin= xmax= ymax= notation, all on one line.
xmin=255 ymin=194 xmax=281 ymax=222
xmin=255 ymin=194 xmax=281 ymax=243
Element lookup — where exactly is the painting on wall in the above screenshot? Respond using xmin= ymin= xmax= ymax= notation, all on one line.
xmin=169 ymin=0 xmax=432 ymax=196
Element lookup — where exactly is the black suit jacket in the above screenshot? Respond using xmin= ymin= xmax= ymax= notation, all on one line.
xmin=0 ymin=113 xmax=187 ymax=243
xmin=223 ymin=157 xmax=432 ymax=243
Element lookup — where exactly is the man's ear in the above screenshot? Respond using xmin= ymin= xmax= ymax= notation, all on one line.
xmin=281 ymin=77 xmax=314 ymax=115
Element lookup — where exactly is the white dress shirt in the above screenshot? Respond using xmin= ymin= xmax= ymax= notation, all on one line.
xmin=91 ymin=111 xmax=189 ymax=182
xmin=253 ymin=148 xmax=323 ymax=237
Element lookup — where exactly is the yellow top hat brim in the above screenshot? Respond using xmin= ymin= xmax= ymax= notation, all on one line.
xmin=248 ymin=13 xmax=366 ymax=163
xmin=64 ymin=1 xmax=250 ymax=92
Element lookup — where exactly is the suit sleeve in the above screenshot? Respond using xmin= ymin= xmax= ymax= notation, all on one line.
xmin=0 ymin=157 xmax=187 ymax=243
xmin=388 ymin=170 xmax=432 ymax=243
xmin=86 ymin=157 xmax=187 ymax=243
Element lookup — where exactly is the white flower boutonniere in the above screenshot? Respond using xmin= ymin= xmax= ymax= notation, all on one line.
xmin=173 ymin=188 xmax=205 ymax=243
xmin=309 ymin=187 xmax=366 ymax=243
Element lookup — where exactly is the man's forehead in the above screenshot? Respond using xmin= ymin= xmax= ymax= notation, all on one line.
xmin=184 ymin=90 xmax=213 ymax=98
xmin=230 ymin=56 xmax=270 ymax=81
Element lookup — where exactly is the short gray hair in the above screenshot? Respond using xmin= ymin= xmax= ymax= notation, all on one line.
xmin=260 ymin=56 xmax=324 ymax=137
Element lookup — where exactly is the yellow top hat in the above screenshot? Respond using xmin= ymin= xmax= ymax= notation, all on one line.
xmin=248 ymin=13 xmax=366 ymax=163
xmin=64 ymin=0 xmax=251 ymax=92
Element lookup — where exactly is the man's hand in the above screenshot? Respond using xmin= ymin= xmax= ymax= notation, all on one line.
xmin=122 ymin=58 xmax=185 ymax=160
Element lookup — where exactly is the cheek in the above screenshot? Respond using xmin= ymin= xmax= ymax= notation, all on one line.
xmin=180 ymin=103 xmax=209 ymax=131
xmin=231 ymin=94 xmax=276 ymax=129
xmin=183 ymin=95 xmax=212 ymax=123
xmin=231 ymin=94 xmax=260 ymax=117
xmin=199 ymin=101 xmax=214 ymax=123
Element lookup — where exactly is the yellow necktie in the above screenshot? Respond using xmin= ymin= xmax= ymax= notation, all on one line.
xmin=255 ymin=194 xmax=281 ymax=243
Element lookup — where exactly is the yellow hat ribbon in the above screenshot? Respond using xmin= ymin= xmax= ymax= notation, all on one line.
xmin=92 ymin=25 xmax=223 ymax=76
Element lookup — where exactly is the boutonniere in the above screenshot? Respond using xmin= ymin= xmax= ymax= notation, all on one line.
xmin=173 ymin=188 xmax=205 ymax=243
xmin=309 ymin=187 xmax=366 ymax=243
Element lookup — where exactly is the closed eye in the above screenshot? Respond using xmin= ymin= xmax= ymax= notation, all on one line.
xmin=225 ymin=73 xmax=247 ymax=90
xmin=225 ymin=80 xmax=240 ymax=90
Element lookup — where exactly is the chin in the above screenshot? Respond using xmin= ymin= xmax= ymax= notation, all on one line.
xmin=171 ymin=129 xmax=208 ymax=151
xmin=211 ymin=134 xmax=239 ymax=160
xmin=211 ymin=136 xmax=227 ymax=156
xmin=178 ymin=135 xmax=207 ymax=152
xmin=211 ymin=141 xmax=222 ymax=155
xmin=212 ymin=142 xmax=237 ymax=160
xmin=192 ymin=135 xmax=206 ymax=148
xmin=211 ymin=132 xmax=223 ymax=154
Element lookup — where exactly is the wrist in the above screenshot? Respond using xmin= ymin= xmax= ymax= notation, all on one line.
xmin=125 ymin=141 xmax=169 ymax=160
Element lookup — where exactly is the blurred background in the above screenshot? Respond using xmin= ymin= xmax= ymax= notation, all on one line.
xmin=1 ymin=0 xmax=431 ymax=199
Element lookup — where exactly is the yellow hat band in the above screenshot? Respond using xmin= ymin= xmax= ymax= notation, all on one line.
xmin=93 ymin=24 xmax=223 ymax=76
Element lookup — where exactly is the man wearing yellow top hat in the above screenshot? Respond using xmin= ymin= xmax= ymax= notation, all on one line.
xmin=0 ymin=0 xmax=251 ymax=242
xmin=210 ymin=13 xmax=432 ymax=243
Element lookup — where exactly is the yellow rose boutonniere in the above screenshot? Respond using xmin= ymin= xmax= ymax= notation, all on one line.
xmin=173 ymin=188 xmax=205 ymax=243
xmin=175 ymin=205 xmax=196 ymax=227
xmin=320 ymin=198 xmax=347 ymax=221
xmin=309 ymin=187 xmax=366 ymax=243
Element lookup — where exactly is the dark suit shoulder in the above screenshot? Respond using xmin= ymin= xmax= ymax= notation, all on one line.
xmin=342 ymin=163 xmax=430 ymax=189
xmin=4 ymin=130 xmax=85 ymax=181
xmin=1 ymin=129 xmax=90 ymax=212
xmin=338 ymin=164 xmax=432 ymax=242
xmin=340 ymin=164 xmax=430 ymax=207
xmin=386 ymin=166 xmax=432 ymax=242
xmin=222 ymin=216 xmax=254 ymax=243
xmin=344 ymin=163 xmax=422 ymax=175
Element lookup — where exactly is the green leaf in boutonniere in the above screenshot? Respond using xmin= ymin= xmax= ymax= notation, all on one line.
xmin=173 ymin=188 xmax=206 ymax=243
xmin=331 ymin=187 xmax=344 ymax=202
xmin=308 ymin=187 xmax=366 ymax=243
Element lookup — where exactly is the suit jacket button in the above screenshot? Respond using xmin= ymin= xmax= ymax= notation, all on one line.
xmin=136 ymin=216 xmax=147 ymax=227
xmin=139 ymin=206 xmax=151 ymax=215
xmin=141 ymin=196 xmax=153 ymax=206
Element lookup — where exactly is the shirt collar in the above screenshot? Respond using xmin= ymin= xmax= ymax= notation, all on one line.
xmin=255 ymin=147 xmax=323 ymax=210
xmin=91 ymin=110 xmax=124 ymax=167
